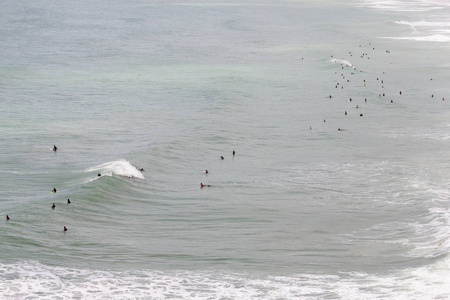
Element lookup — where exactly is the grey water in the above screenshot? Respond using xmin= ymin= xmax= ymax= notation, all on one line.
xmin=1 ymin=0 xmax=450 ymax=298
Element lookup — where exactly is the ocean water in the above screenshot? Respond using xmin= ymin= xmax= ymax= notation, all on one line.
xmin=1 ymin=0 xmax=450 ymax=298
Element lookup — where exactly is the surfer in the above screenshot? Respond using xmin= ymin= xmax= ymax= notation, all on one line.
xmin=205 ymin=170 xmax=209 ymax=174
xmin=98 ymin=173 xmax=101 ymax=177
xmin=53 ymin=145 xmax=58 ymax=151
xmin=52 ymin=203 xmax=55 ymax=209
xmin=233 ymin=150 xmax=235 ymax=156
xmin=345 ymin=111 xmax=347 ymax=115
xmin=52 ymin=187 xmax=57 ymax=193
xmin=221 ymin=156 xmax=224 ymax=160
xmin=6 ymin=215 xmax=9 ymax=221
xmin=139 ymin=168 xmax=144 ymax=171
xmin=200 ymin=183 xmax=211 ymax=188
xmin=67 ymin=198 xmax=71 ymax=204
xmin=64 ymin=226 xmax=67 ymax=232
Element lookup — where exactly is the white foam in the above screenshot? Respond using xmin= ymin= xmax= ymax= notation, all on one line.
xmin=381 ymin=34 xmax=450 ymax=42
xmin=85 ymin=159 xmax=145 ymax=179
xmin=411 ymin=20 xmax=450 ymax=28
xmin=1 ymin=260 xmax=449 ymax=299
xmin=407 ymin=206 xmax=450 ymax=258
xmin=330 ymin=58 xmax=354 ymax=67
xmin=358 ymin=0 xmax=444 ymax=12
xmin=395 ymin=20 xmax=418 ymax=31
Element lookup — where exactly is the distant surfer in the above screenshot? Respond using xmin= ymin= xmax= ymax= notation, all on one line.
xmin=6 ymin=215 xmax=9 ymax=221
xmin=205 ymin=170 xmax=209 ymax=174
xmin=345 ymin=111 xmax=347 ymax=115
xmin=221 ymin=156 xmax=224 ymax=160
xmin=67 ymin=198 xmax=71 ymax=204
xmin=98 ymin=173 xmax=101 ymax=177
xmin=53 ymin=145 xmax=58 ymax=151
xmin=52 ymin=187 xmax=57 ymax=193
xmin=139 ymin=168 xmax=144 ymax=172
xmin=233 ymin=150 xmax=235 ymax=156
xmin=64 ymin=226 xmax=67 ymax=232
xmin=200 ymin=183 xmax=210 ymax=188
xmin=52 ymin=203 xmax=55 ymax=209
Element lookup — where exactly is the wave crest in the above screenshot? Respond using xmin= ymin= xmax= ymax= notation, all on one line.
xmin=85 ymin=160 xmax=145 ymax=179
xmin=330 ymin=58 xmax=354 ymax=67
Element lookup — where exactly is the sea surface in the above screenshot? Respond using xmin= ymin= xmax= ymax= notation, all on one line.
xmin=1 ymin=0 xmax=450 ymax=299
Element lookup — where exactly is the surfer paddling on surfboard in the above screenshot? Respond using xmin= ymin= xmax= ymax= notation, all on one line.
xmin=53 ymin=145 xmax=58 ymax=151
xmin=52 ymin=187 xmax=57 ymax=193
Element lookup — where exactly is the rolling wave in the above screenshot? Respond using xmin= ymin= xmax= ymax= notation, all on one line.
xmin=85 ymin=159 xmax=145 ymax=179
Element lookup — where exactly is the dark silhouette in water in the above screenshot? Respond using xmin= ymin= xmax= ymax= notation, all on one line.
xmin=67 ymin=199 xmax=71 ymax=204
xmin=52 ymin=203 xmax=55 ymax=209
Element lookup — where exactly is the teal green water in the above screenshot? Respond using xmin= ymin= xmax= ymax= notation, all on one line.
xmin=1 ymin=0 xmax=450 ymax=298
